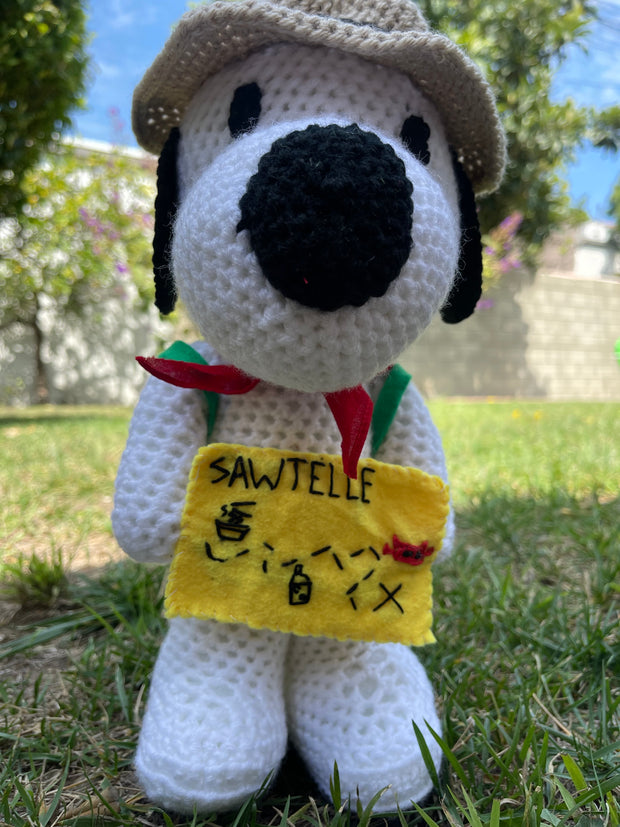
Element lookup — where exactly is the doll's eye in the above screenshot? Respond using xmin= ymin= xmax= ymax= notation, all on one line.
xmin=228 ymin=83 xmax=263 ymax=138
xmin=400 ymin=115 xmax=431 ymax=165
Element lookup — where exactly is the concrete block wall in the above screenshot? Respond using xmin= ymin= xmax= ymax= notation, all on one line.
xmin=401 ymin=270 xmax=620 ymax=401
xmin=2 ymin=271 xmax=619 ymax=406
xmin=0 ymin=293 xmax=169 ymax=407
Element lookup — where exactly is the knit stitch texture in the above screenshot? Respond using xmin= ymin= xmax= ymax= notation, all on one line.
xmin=135 ymin=618 xmax=289 ymax=813
xmin=132 ymin=0 xmax=506 ymax=191
xmin=236 ymin=123 xmax=413 ymax=310
xmin=112 ymin=9 xmax=505 ymax=810
xmin=286 ymin=637 xmax=443 ymax=809
xmin=173 ymin=46 xmax=461 ymax=393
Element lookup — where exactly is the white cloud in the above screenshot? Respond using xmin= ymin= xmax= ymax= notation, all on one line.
xmin=104 ymin=0 xmax=170 ymax=30
xmin=94 ymin=59 xmax=123 ymax=79
xmin=108 ymin=0 xmax=136 ymax=29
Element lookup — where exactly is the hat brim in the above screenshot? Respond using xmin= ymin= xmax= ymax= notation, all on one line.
xmin=132 ymin=1 xmax=505 ymax=193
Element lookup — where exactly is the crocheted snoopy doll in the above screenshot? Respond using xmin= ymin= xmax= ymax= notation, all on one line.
xmin=113 ymin=0 xmax=504 ymax=815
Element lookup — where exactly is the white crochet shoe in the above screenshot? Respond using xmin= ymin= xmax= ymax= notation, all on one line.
xmin=285 ymin=637 xmax=442 ymax=812
xmin=136 ymin=618 xmax=289 ymax=813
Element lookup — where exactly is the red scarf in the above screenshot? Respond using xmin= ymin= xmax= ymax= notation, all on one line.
xmin=137 ymin=356 xmax=373 ymax=480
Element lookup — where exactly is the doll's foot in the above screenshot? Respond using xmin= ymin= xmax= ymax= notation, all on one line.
xmin=136 ymin=618 xmax=289 ymax=813
xmin=285 ymin=637 xmax=442 ymax=812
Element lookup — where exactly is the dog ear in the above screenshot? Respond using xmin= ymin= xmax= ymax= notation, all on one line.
xmin=440 ymin=151 xmax=482 ymax=324
xmin=152 ymin=127 xmax=180 ymax=314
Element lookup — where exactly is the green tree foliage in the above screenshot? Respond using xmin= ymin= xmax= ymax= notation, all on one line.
xmin=588 ymin=104 xmax=620 ymax=152
xmin=609 ymin=178 xmax=620 ymax=234
xmin=0 ymin=144 xmax=155 ymax=400
xmin=0 ymin=0 xmax=89 ymax=218
xmin=588 ymin=105 xmax=620 ymax=233
xmin=418 ymin=0 xmax=596 ymax=252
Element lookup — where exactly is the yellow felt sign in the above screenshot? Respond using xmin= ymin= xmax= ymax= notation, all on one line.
xmin=165 ymin=443 xmax=450 ymax=646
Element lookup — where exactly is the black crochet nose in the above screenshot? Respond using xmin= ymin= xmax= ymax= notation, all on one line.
xmin=236 ymin=124 xmax=413 ymax=311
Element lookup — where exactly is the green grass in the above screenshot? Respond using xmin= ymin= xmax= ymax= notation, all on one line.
xmin=0 ymin=402 xmax=618 ymax=826
xmin=1 ymin=405 xmax=130 ymax=562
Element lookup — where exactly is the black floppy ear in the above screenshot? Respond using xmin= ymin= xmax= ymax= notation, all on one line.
xmin=152 ymin=127 xmax=180 ymax=315
xmin=440 ymin=151 xmax=482 ymax=324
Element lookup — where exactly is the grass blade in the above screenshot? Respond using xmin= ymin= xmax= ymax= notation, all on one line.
xmin=330 ymin=762 xmax=343 ymax=810
xmin=412 ymin=720 xmax=442 ymax=792
xmin=40 ymin=752 xmax=71 ymax=827
xmin=562 ymin=754 xmax=587 ymax=793
xmin=420 ymin=721 xmax=470 ymax=790
xmin=489 ymin=798 xmax=501 ymax=827
xmin=553 ymin=777 xmax=577 ymax=811
xmin=408 ymin=800 xmax=443 ymax=827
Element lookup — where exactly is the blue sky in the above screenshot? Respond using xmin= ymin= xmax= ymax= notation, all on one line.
xmin=72 ymin=0 xmax=620 ymax=220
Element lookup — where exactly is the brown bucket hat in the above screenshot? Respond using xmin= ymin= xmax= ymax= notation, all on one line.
xmin=132 ymin=0 xmax=506 ymax=193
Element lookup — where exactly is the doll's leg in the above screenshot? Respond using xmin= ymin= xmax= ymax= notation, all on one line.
xmin=136 ymin=617 xmax=289 ymax=813
xmin=285 ymin=637 xmax=442 ymax=812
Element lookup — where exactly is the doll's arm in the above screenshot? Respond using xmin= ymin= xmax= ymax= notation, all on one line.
xmin=112 ymin=342 xmax=215 ymax=564
xmin=370 ymin=377 xmax=455 ymax=556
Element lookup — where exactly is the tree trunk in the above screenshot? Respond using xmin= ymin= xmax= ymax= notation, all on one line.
xmin=33 ymin=296 xmax=49 ymax=404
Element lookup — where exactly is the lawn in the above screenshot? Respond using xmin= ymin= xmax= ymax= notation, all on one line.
xmin=0 ymin=401 xmax=618 ymax=827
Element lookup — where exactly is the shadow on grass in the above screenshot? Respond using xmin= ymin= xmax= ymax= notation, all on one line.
xmin=0 ymin=408 xmax=130 ymax=428
xmin=451 ymin=486 xmax=619 ymax=584
xmin=431 ymin=487 xmax=619 ymax=665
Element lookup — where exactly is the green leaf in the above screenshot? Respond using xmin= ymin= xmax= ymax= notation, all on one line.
xmin=329 ymin=761 xmax=342 ymax=810
xmin=357 ymin=786 xmax=390 ymax=827
xmin=39 ymin=752 xmax=71 ymax=827
xmin=460 ymin=786 xmax=484 ymax=827
xmin=540 ymin=808 xmax=562 ymax=825
xmin=553 ymin=777 xmax=577 ymax=811
xmin=417 ymin=720 xmax=469 ymax=790
xmin=489 ymin=798 xmax=501 ymax=827
xmin=114 ymin=663 xmax=130 ymax=722
xmin=408 ymin=800 xmax=443 ymax=827
xmin=562 ymin=753 xmax=587 ymax=792
xmin=412 ymin=720 xmax=443 ymax=792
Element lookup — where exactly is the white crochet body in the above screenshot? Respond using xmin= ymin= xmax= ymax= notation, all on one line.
xmin=114 ymin=354 xmax=448 ymax=812
xmin=113 ymin=44 xmax=461 ymax=814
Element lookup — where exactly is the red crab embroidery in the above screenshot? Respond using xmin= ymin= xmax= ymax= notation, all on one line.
xmin=383 ymin=535 xmax=435 ymax=566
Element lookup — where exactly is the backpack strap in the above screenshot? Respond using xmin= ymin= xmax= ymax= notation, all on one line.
xmin=158 ymin=340 xmax=220 ymax=441
xmin=156 ymin=342 xmax=411 ymax=455
xmin=371 ymin=364 xmax=412 ymax=455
